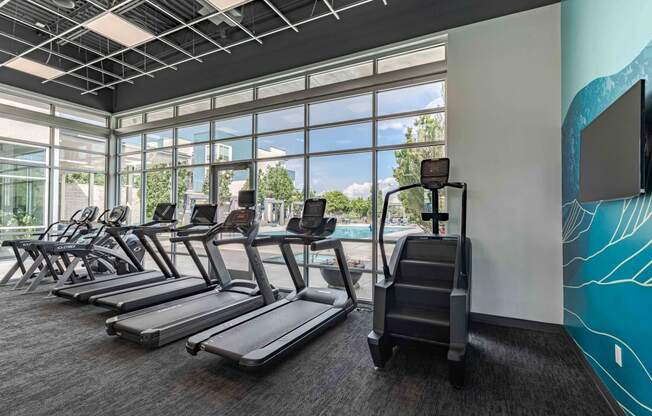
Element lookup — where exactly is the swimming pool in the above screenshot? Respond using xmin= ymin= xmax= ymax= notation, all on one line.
xmin=261 ymin=224 xmax=413 ymax=240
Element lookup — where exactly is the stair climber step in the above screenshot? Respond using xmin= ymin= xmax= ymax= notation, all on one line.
xmin=386 ymin=304 xmax=450 ymax=343
xmin=398 ymin=259 xmax=455 ymax=285
xmin=393 ymin=282 xmax=451 ymax=309
xmin=404 ymin=238 xmax=457 ymax=262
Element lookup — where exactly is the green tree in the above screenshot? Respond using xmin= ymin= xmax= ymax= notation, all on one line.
xmin=217 ymin=170 xmax=233 ymax=202
xmin=350 ymin=197 xmax=371 ymax=220
xmin=393 ymin=114 xmax=446 ymax=231
xmin=145 ymin=166 xmax=173 ymax=219
xmin=323 ymin=190 xmax=351 ymax=216
xmin=257 ymin=163 xmax=301 ymax=203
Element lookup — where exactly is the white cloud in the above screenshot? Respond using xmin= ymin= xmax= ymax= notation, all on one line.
xmin=339 ymin=177 xmax=400 ymax=200
xmin=378 ymin=177 xmax=398 ymax=194
xmin=343 ymin=182 xmax=372 ymax=199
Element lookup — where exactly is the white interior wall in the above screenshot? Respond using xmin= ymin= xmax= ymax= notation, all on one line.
xmin=446 ymin=4 xmax=563 ymax=324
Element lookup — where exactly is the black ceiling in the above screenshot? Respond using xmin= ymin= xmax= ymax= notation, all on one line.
xmin=0 ymin=0 xmax=559 ymax=113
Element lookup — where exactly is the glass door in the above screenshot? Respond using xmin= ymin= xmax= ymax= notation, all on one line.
xmin=211 ymin=162 xmax=253 ymax=279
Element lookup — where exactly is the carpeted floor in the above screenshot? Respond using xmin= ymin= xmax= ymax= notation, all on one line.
xmin=0 ymin=285 xmax=611 ymax=416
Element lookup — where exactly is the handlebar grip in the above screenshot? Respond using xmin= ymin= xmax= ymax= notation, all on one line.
xmin=310 ymin=238 xmax=341 ymax=251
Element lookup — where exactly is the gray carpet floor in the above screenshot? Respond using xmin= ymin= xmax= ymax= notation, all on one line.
xmin=0 ymin=285 xmax=612 ymax=416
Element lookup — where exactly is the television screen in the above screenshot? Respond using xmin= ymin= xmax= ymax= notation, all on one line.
xmin=579 ymin=80 xmax=646 ymax=202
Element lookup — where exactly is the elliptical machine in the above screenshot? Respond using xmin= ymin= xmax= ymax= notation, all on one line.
xmin=368 ymin=158 xmax=471 ymax=388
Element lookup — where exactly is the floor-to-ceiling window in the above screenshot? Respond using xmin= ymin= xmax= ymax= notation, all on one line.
xmin=0 ymin=91 xmax=109 ymax=264
xmin=116 ymin=42 xmax=447 ymax=301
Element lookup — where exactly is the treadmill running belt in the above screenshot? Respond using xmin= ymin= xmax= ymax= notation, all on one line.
xmin=54 ymin=271 xmax=164 ymax=302
xmin=113 ymin=291 xmax=250 ymax=334
xmin=202 ymin=300 xmax=332 ymax=361
xmin=92 ymin=277 xmax=210 ymax=311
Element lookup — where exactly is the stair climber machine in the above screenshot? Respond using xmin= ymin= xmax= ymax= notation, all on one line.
xmin=368 ymin=158 xmax=471 ymax=388
xmin=50 ymin=203 xmax=178 ymax=303
xmin=186 ymin=198 xmax=357 ymax=370
xmin=7 ymin=206 xmax=100 ymax=292
xmin=22 ymin=206 xmax=138 ymax=293
xmin=88 ymin=203 xmax=220 ymax=313
xmin=0 ymin=206 xmax=98 ymax=287
xmin=105 ymin=190 xmax=278 ymax=348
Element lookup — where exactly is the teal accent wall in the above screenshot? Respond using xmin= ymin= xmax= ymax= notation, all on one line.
xmin=562 ymin=1 xmax=652 ymax=415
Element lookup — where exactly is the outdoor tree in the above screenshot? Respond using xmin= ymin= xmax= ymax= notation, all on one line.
xmin=393 ymin=114 xmax=445 ymax=231
xmin=350 ymin=197 xmax=371 ymax=220
xmin=323 ymin=190 xmax=351 ymax=216
xmin=145 ymin=166 xmax=173 ymax=219
xmin=257 ymin=163 xmax=301 ymax=203
xmin=216 ymin=170 xmax=233 ymax=203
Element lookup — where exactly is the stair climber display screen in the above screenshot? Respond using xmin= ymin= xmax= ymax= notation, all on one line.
xmin=368 ymin=157 xmax=471 ymax=388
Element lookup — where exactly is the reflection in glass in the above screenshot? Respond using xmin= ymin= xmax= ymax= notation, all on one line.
xmin=177 ymin=123 xmax=210 ymax=145
xmin=145 ymin=130 xmax=173 ymax=149
xmin=309 ymin=62 xmax=373 ymax=88
xmin=0 ymin=117 xmax=50 ymax=144
xmin=55 ymin=107 xmax=107 ymax=127
xmin=59 ymin=171 xmax=106 ymax=219
xmin=309 ymin=122 xmax=372 ymax=153
xmin=55 ymin=149 xmax=106 ymax=172
xmin=256 ymin=106 xmax=304 ymax=133
xmin=56 ymin=130 xmax=106 ymax=153
xmin=0 ymin=141 xmax=46 ymax=163
xmin=177 ymin=99 xmax=211 ymax=116
xmin=214 ymin=139 xmax=252 ymax=162
xmin=256 ymin=131 xmax=304 ymax=158
xmin=120 ymin=173 xmax=142 ymax=225
xmin=214 ymin=115 xmax=252 ymax=140
xmin=214 ymin=89 xmax=253 ymax=109
xmin=257 ymin=77 xmax=305 ymax=99
xmin=377 ymin=45 xmax=446 ymax=73
xmin=377 ymin=113 xmax=445 ymax=146
xmin=0 ymin=164 xmax=47 ymax=230
xmin=309 ymin=94 xmax=372 ymax=126
xmin=119 ymin=153 xmax=142 ymax=172
xmin=377 ymin=82 xmax=445 ymax=116
xmin=177 ymin=144 xmax=210 ymax=166
xmin=145 ymin=150 xmax=173 ymax=169
xmin=146 ymin=107 xmax=174 ymax=122
xmin=177 ymin=166 xmax=210 ymax=222
xmin=120 ymin=135 xmax=141 ymax=153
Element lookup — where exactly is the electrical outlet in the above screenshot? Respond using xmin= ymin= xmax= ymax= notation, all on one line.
xmin=615 ymin=344 xmax=623 ymax=367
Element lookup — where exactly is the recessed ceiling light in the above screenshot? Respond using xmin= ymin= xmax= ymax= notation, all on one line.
xmin=206 ymin=0 xmax=253 ymax=11
xmin=5 ymin=57 xmax=65 ymax=79
xmin=84 ymin=13 xmax=154 ymax=48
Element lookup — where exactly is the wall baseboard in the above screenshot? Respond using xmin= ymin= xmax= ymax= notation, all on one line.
xmin=562 ymin=330 xmax=626 ymax=416
xmin=470 ymin=312 xmax=563 ymax=333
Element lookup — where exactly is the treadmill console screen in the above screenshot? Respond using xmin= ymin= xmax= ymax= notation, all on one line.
xmin=153 ymin=203 xmax=176 ymax=221
xmin=301 ymin=199 xmax=326 ymax=229
xmin=191 ymin=204 xmax=218 ymax=224
xmin=223 ymin=209 xmax=255 ymax=231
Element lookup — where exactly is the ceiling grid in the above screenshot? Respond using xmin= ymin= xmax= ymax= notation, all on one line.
xmin=0 ymin=0 xmax=386 ymax=96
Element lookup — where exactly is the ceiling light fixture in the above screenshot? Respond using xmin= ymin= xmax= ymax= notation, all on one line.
xmin=84 ymin=13 xmax=154 ymax=47
xmin=5 ymin=57 xmax=65 ymax=79
xmin=206 ymin=0 xmax=253 ymax=11
xmin=52 ymin=0 xmax=75 ymax=9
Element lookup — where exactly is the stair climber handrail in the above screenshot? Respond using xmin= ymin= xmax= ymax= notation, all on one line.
xmin=379 ymin=184 xmax=422 ymax=280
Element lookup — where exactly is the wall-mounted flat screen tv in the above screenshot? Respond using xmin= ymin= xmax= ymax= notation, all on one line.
xmin=579 ymin=80 xmax=647 ymax=202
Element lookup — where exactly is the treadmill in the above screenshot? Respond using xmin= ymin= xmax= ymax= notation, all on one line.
xmin=88 ymin=204 xmax=220 ymax=313
xmin=105 ymin=190 xmax=277 ymax=348
xmin=186 ymin=198 xmax=357 ymax=369
xmin=51 ymin=203 xmax=177 ymax=303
